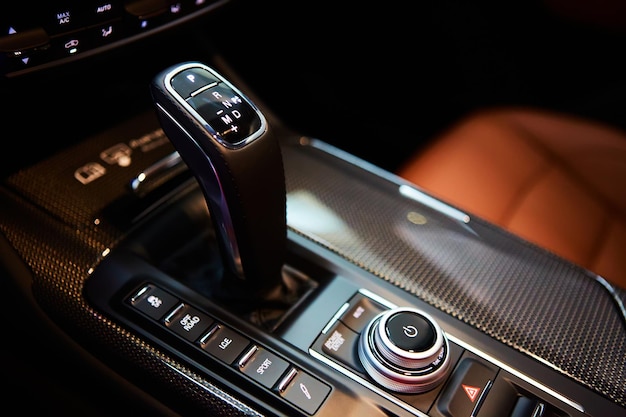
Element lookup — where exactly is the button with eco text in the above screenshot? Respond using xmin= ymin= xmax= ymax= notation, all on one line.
xmin=340 ymin=294 xmax=386 ymax=333
xmin=318 ymin=321 xmax=361 ymax=371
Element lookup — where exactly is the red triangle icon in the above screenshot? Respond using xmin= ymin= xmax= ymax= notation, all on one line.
xmin=462 ymin=384 xmax=481 ymax=403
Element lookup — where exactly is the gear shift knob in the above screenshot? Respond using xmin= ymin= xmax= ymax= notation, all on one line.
xmin=150 ymin=62 xmax=286 ymax=298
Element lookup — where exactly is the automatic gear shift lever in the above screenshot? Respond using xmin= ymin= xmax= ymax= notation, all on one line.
xmin=150 ymin=62 xmax=286 ymax=299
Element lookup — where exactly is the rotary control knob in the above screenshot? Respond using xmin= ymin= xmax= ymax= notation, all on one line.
xmin=357 ymin=307 xmax=451 ymax=394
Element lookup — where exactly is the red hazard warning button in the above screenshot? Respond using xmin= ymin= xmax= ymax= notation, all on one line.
xmin=462 ymin=384 xmax=481 ymax=403
xmin=432 ymin=352 xmax=498 ymax=417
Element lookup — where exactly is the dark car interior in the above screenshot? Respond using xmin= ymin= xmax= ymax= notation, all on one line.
xmin=2 ymin=1 xmax=625 ymax=416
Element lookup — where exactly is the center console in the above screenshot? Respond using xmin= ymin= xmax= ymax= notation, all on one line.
xmin=1 ymin=61 xmax=624 ymax=417
xmin=76 ymin=131 xmax=624 ymax=416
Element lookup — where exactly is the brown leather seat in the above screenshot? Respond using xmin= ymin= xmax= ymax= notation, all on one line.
xmin=397 ymin=107 xmax=626 ymax=290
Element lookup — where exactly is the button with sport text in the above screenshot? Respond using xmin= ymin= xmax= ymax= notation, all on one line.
xmin=163 ymin=304 xmax=213 ymax=342
xmin=238 ymin=345 xmax=290 ymax=389
xmin=386 ymin=309 xmax=436 ymax=351
xmin=128 ymin=284 xmax=179 ymax=321
xmin=199 ymin=323 xmax=250 ymax=364
xmin=277 ymin=368 xmax=331 ymax=415
xmin=433 ymin=353 xmax=498 ymax=417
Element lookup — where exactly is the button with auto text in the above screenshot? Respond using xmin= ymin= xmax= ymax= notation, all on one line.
xmin=163 ymin=304 xmax=213 ymax=342
xmin=340 ymin=294 xmax=387 ymax=333
xmin=128 ymin=284 xmax=179 ymax=321
xmin=318 ymin=321 xmax=362 ymax=371
xmin=237 ymin=346 xmax=290 ymax=389
xmin=277 ymin=368 xmax=331 ymax=415
xmin=199 ymin=323 xmax=250 ymax=364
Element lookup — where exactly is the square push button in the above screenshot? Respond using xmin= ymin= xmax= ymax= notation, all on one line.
xmin=277 ymin=368 xmax=331 ymax=415
xmin=163 ymin=304 xmax=213 ymax=342
xmin=340 ymin=294 xmax=387 ymax=333
xmin=317 ymin=321 xmax=361 ymax=371
xmin=171 ymin=67 xmax=220 ymax=99
xmin=199 ymin=323 xmax=250 ymax=365
xmin=237 ymin=346 xmax=290 ymax=389
xmin=128 ymin=284 xmax=179 ymax=321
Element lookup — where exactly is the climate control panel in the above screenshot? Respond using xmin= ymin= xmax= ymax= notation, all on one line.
xmin=0 ymin=0 xmax=227 ymax=76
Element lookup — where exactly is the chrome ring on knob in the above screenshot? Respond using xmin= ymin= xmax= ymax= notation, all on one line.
xmin=357 ymin=307 xmax=451 ymax=394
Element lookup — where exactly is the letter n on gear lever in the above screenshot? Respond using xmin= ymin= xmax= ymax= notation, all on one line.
xmin=150 ymin=61 xmax=308 ymax=320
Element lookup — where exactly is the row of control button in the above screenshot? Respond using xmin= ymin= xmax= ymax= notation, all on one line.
xmin=311 ymin=290 xmax=523 ymax=417
xmin=1 ymin=0 xmax=222 ymax=76
xmin=128 ymin=283 xmax=331 ymax=415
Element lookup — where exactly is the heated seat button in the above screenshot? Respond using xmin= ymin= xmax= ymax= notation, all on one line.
xmin=237 ymin=346 xmax=290 ymax=389
xmin=199 ymin=323 xmax=250 ymax=365
xmin=432 ymin=352 xmax=498 ymax=417
xmin=277 ymin=368 xmax=331 ymax=415
xmin=163 ymin=304 xmax=213 ymax=342
xmin=128 ymin=284 xmax=179 ymax=320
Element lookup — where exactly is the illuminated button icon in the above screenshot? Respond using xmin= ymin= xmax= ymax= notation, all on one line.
xmin=164 ymin=304 xmax=213 ymax=342
xmin=278 ymin=370 xmax=331 ymax=414
xmin=238 ymin=346 xmax=289 ymax=389
xmin=199 ymin=324 xmax=250 ymax=364
xmin=128 ymin=284 xmax=179 ymax=320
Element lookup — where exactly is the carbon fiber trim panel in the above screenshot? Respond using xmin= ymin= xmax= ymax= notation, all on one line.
xmin=282 ymin=138 xmax=626 ymax=408
xmin=0 ymin=117 xmax=264 ymax=416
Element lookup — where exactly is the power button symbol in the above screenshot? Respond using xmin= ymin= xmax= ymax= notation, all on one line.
xmin=386 ymin=311 xmax=436 ymax=351
xmin=403 ymin=325 xmax=418 ymax=338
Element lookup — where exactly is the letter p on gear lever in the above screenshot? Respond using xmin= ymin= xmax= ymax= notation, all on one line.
xmin=150 ymin=62 xmax=286 ymax=301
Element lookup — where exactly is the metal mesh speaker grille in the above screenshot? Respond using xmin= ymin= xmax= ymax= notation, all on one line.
xmin=283 ymin=140 xmax=626 ymax=408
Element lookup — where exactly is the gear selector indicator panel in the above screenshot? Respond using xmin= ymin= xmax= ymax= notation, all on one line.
xmin=167 ymin=63 xmax=265 ymax=148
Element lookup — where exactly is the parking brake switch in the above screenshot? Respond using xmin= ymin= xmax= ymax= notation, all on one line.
xmin=149 ymin=62 xmax=287 ymax=300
